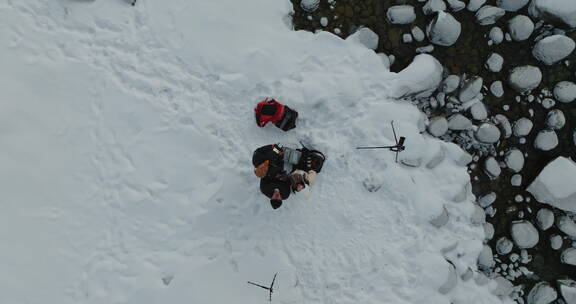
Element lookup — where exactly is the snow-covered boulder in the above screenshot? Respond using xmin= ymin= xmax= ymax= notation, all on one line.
xmin=484 ymin=157 xmax=501 ymax=179
xmin=556 ymin=215 xmax=576 ymax=238
xmin=475 ymin=6 xmax=506 ymax=25
xmin=489 ymin=27 xmax=504 ymax=44
xmin=511 ymin=220 xmax=539 ymax=249
xmin=496 ymin=0 xmax=529 ymax=11
xmin=494 ymin=114 xmax=512 ymax=138
xmin=558 ymin=279 xmax=576 ymax=304
xmin=300 ymin=0 xmax=320 ymax=12
xmin=511 ymin=174 xmax=522 ymax=186
xmin=471 ymin=205 xmax=486 ymax=225
xmin=527 ymin=157 xmax=576 ymax=212
xmin=553 ymin=81 xmax=576 ymax=103
xmin=428 ymin=116 xmax=449 ymax=137
xmin=505 ymin=149 xmax=524 ymax=172
xmin=484 ymin=223 xmax=495 ymax=240
xmin=536 ymin=209 xmax=554 ymax=231
xmin=534 ymin=130 xmax=558 ymax=151
xmin=442 ymin=74 xmax=460 ymax=93
xmin=423 ymin=0 xmax=447 ymax=15
xmin=446 ymin=0 xmax=465 ymax=12
xmin=478 ymin=244 xmax=495 ymax=270
xmin=561 ymin=248 xmax=576 ymax=266
xmin=347 ymin=27 xmax=379 ymax=50
xmin=486 ymin=53 xmax=504 ymax=72
xmin=470 ymin=102 xmax=488 ymax=120
xmin=526 ymin=282 xmax=557 ymax=304
xmin=467 ymin=0 xmax=486 ymax=12
xmin=448 ymin=114 xmax=472 ymax=130
xmin=546 ymin=109 xmax=565 ymax=130
xmin=476 ymin=123 xmax=501 ymax=143
xmin=427 ymin=11 xmax=462 ymax=46
xmin=411 ymin=26 xmax=425 ymax=42
xmin=529 ymin=0 xmax=576 ymax=28
xmin=514 ymin=117 xmax=533 ymax=137
xmin=492 ymin=276 xmax=514 ymax=297
xmin=507 ymin=15 xmax=534 ymax=41
xmin=490 ymin=81 xmax=504 ymax=97
xmin=387 ymin=5 xmax=417 ymax=24
xmin=459 ymin=77 xmax=483 ymax=102
xmin=508 ymin=65 xmax=542 ymax=93
xmin=478 ymin=192 xmax=497 ymax=208
xmin=550 ymin=235 xmax=563 ymax=250
xmin=496 ymin=237 xmax=514 ymax=255
xmin=532 ymin=35 xmax=576 ymax=65
xmin=393 ymin=54 xmax=443 ymax=98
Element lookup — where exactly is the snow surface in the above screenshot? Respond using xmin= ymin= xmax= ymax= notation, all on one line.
xmin=527 ymin=157 xmax=576 ymax=212
xmin=0 ymin=1 xmax=510 ymax=304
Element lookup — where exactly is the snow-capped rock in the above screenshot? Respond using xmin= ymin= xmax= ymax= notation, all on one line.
xmin=536 ymin=209 xmax=554 ymax=231
xmin=471 ymin=204 xmax=486 ymax=225
xmin=541 ymin=98 xmax=555 ymax=109
xmin=532 ymin=35 xmax=576 ymax=65
xmin=534 ymin=130 xmax=558 ymax=151
xmin=467 ymin=0 xmax=486 ymax=12
xmin=459 ymin=76 xmax=483 ymax=102
xmin=411 ymin=26 xmax=426 ymax=42
xmin=423 ymin=0 xmax=447 ymax=15
xmin=446 ymin=0 xmax=465 ymax=12
xmin=490 ymin=81 xmax=504 ymax=97
xmin=546 ymin=109 xmax=565 ymax=130
xmin=527 ymin=157 xmax=576 ymax=212
xmin=508 ymin=65 xmax=542 ymax=93
xmin=403 ymin=34 xmax=413 ymax=43
xmin=430 ymin=205 xmax=449 ymax=228
xmin=475 ymin=5 xmax=506 ymax=25
xmin=494 ymin=114 xmax=512 ymax=138
xmin=550 ymin=235 xmax=563 ymax=250
xmin=393 ymin=54 xmax=443 ymax=98
xmin=484 ymin=223 xmax=495 ymax=240
xmin=448 ymin=114 xmax=472 ymax=131
xmin=526 ymin=282 xmax=557 ymax=304
xmin=470 ymin=102 xmax=488 ymax=120
xmin=558 ymin=279 xmax=576 ymax=304
xmin=476 ymin=123 xmax=501 ymax=143
xmin=507 ymin=15 xmax=534 ymax=41
xmin=442 ymin=74 xmax=460 ymax=93
xmin=387 ymin=5 xmax=417 ymax=24
xmin=505 ymin=149 xmax=524 ymax=172
xmin=486 ymin=53 xmax=504 ymax=72
xmin=511 ymin=174 xmax=522 ymax=186
xmin=556 ymin=215 xmax=576 ymax=238
xmin=347 ymin=27 xmax=380 ymax=50
xmin=496 ymin=237 xmax=514 ymax=255
xmin=553 ymin=81 xmax=576 ymax=103
xmin=427 ymin=11 xmax=462 ymax=46
xmin=492 ymin=276 xmax=514 ymax=297
xmin=511 ymin=220 xmax=539 ymax=249
xmin=489 ymin=27 xmax=504 ymax=44
xmin=478 ymin=244 xmax=495 ymax=270
xmin=561 ymin=248 xmax=576 ymax=266
xmin=484 ymin=157 xmax=501 ymax=179
xmin=496 ymin=0 xmax=529 ymax=12
xmin=428 ymin=116 xmax=449 ymax=137
xmin=529 ymin=0 xmax=576 ymax=28
xmin=300 ymin=0 xmax=320 ymax=12
xmin=478 ymin=192 xmax=497 ymax=208
xmin=438 ymin=261 xmax=458 ymax=294
xmin=513 ymin=118 xmax=533 ymax=137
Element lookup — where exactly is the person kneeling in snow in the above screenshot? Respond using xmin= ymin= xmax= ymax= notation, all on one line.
xmin=252 ymin=143 xmax=324 ymax=209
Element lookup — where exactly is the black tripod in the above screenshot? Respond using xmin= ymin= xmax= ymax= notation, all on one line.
xmin=356 ymin=121 xmax=406 ymax=163
xmin=247 ymin=273 xmax=278 ymax=302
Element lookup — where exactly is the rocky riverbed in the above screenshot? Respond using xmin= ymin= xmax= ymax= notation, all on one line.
xmin=290 ymin=0 xmax=576 ymax=302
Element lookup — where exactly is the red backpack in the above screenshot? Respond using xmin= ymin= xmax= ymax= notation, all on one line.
xmin=254 ymin=98 xmax=285 ymax=127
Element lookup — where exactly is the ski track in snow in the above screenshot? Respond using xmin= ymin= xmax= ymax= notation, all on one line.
xmin=1 ymin=1 xmax=509 ymax=303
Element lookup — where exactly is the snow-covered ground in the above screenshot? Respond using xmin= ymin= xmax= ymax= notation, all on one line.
xmin=0 ymin=1 xmax=511 ymax=303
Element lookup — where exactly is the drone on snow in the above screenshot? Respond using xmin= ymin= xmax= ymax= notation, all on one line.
xmin=356 ymin=121 xmax=406 ymax=163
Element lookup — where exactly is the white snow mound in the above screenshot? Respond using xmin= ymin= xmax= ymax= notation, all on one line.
xmin=393 ymin=54 xmax=444 ymax=98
